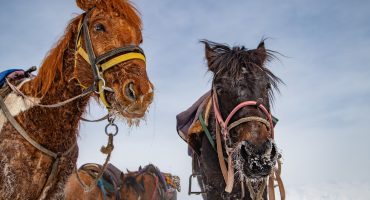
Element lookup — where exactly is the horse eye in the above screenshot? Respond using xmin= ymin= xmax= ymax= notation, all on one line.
xmin=94 ymin=23 xmax=105 ymax=32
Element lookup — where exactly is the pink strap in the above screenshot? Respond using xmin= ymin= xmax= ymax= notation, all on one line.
xmin=212 ymin=92 xmax=274 ymax=139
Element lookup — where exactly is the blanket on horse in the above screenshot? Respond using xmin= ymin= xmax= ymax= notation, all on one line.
xmin=138 ymin=164 xmax=181 ymax=192
xmin=79 ymin=163 xmax=123 ymax=200
xmin=0 ymin=67 xmax=36 ymax=97
xmin=0 ymin=69 xmax=23 ymax=86
xmin=176 ymin=90 xmax=212 ymax=155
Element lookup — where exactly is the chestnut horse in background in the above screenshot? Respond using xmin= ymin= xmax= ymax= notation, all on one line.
xmin=65 ymin=163 xmax=180 ymax=200
xmin=0 ymin=0 xmax=153 ymax=199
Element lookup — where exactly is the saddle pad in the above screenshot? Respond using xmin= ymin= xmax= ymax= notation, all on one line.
xmin=162 ymin=173 xmax=181 ymax=192
xmin=176 ymin=90 xmax=211 ymax=142
xmin=79 ymin=163 xmax=122 ymax=197
xmin=176 ymin=90 xmax=212 ymax=155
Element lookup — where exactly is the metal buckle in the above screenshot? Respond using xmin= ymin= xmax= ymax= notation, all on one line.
xmin=188 ymin=173 xmax=206 ymax=195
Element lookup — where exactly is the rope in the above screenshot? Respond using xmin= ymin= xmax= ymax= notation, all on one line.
xmin=6 ymin=78 xmax=93 ymax=108
xmin=75 ymin=133 xmax=115 ymax=192
xmin=228 ymin=116 xmax=271 ymax=132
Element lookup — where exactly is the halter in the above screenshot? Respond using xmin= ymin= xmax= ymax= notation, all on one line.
xmin=211 ymin=87 xmax=275 ymax=194
xmin=212 ymin=87 xmax=274 ymax=140
xmin=75 ymin=9 xmax=146 ymax=109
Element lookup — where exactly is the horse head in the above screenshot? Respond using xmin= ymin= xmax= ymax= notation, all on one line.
xmin=73 ymin=0 xmax=153 ymax=121
xmin=203 ymin=40 xmax=282 ymax=181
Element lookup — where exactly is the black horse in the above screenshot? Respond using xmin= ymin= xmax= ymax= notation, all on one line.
xmin=177 ymin=40 xmax=284 ymax=200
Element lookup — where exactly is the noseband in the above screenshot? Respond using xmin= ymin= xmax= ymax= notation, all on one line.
xmin=212 ymin=87 xmax=274 ymax=140
xmin=75 ymin=9 xmax=146 ymax=109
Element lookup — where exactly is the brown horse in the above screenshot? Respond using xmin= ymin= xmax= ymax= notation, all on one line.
xmin=177 ymin=40 xmax=284 ymax=200
xmin=0 ymin=0 xmax=153 ymax=199
xmin=65 ymin=163 xmax=180 ymax=200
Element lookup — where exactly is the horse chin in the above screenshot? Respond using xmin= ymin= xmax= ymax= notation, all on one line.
xmin=232 ymin=140 xmax=278 ymax=181
xmin=108 ymin=102 xmax=147 ymax=127
xmin=105 ymin=92 xmax=150 ymax=124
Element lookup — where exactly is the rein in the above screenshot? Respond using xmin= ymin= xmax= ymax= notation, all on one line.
xmin=75 ymin=117 xmax=118 ymax=194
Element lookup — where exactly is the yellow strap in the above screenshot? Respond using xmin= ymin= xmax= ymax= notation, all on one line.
xmin=98 ymin=81 xmax=111 ymax=109
xmin=77 ymin=47 xmax=91 ymax=65
xmin=100 ymin=52 xmax=146 ymax=72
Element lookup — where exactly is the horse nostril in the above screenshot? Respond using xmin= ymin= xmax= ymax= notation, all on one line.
xmin=125 ymin=82 xmax=136 ymax=101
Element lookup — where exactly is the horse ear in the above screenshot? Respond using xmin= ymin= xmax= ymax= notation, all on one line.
xmin=76 ymin=0 xmax=98 ymax=11
xmin=120 ymin=172 xmax=125 ymax=180
xmin=255 ymin=41 xmax=267 ymax=67
xmin=201 ymin=40 xmax=217 ymax=73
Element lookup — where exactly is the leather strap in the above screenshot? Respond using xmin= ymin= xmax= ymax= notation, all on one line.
xmin=215 ymin=122 xmax=229 ymax=186
xmin=0 ymin=95 xmax=57 ymax=158
xmin=275 ymin=160 xmax=286 ymax=200
xmin=268 ymin=175 xmax=275 ymax=200
xmin=0 ymin=95 xmax=76 ymax=200
xmin=267 ymin=159 xmax=286 ymax=200
xmin=225 ymin=154 xmax=234 ymax=193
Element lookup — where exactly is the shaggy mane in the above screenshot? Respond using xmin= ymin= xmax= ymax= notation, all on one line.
xmin=29 ymin=17 xmax=81 ymax=97
xmin=29 ymin=0 xmax=142 ymax=97
xmin=201 ymin=39 xmax=283 ymax=103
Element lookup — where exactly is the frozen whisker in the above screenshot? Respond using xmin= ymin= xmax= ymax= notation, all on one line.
xmin=263 ymin=141 xmax=273 ymax=157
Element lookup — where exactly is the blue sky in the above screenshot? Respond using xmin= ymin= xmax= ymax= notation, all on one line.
xmin=1 ymin=0 xmax=370 ymax=199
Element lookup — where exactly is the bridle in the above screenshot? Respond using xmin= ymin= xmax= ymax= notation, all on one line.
xmin=211 ymin=86 xmax=275 ymax=195
xmin=74 ymin=8 xmax=146 ymax=109
xmin=212 ymin=87 xmax=274 ymax=140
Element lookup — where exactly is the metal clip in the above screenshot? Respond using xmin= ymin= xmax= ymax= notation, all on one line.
xmin=105 ymin=117 xmax=118 ymax=136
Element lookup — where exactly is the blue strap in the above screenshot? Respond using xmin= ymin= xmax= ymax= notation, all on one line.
xmin=97 ymin=179 xmax=109 ymax=200
xmin=0 ymin=69 xmax=23 ymax=86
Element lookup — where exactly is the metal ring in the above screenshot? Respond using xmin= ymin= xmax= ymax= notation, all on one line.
xmin=105 ymin=123 xmax=118 ymax=136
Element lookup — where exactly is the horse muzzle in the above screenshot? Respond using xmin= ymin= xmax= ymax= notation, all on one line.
xmin=238 ymin=140 xmax=278 ymax=179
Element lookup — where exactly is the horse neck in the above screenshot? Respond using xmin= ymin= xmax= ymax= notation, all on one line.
xmin=18 ymin=41 xmax=91 ymax=152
